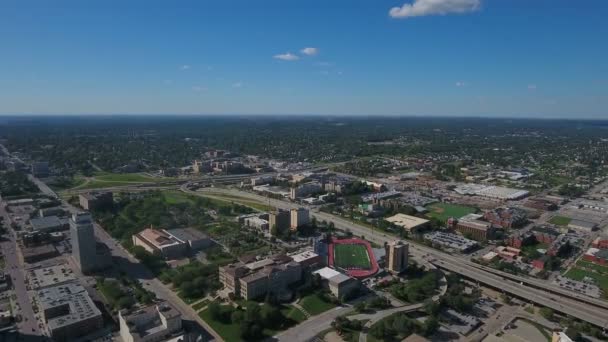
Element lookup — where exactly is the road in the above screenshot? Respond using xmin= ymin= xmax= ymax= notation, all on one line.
xmin=190 ymin=187 xmax=608 ymax=329
xmin=0 ymin=203 xmax=44 ymax=339
xmin=22 ymin=172 xmax=222 ymax=341
xmin=274 ymin=305 xmax=353 ymax=342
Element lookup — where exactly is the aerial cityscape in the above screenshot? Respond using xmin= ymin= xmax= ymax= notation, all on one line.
xmin=1 ymin=1 xmax=608 ymax=342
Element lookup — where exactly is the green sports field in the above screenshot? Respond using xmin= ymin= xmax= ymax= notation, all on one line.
xmin=549 ymin=215 xmax=571 ymax=226
xmin=333 ymin=244 xmax=371 ymax=269
xmin=425 ymin=203 xmax=478 ymax=222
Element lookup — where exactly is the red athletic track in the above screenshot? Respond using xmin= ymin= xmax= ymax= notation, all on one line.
xmin=328 ymin=237 xmax=379 ymax=279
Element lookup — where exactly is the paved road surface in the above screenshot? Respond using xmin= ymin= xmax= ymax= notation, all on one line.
xmin=0 ymin=203 xmax=45 ymax=340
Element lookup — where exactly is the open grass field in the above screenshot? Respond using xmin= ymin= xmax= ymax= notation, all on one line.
xmin=549 ymin=215 xmax=572 ymax=226
xmin=299 ymin=293 xmax=336 ymax=316
xmin=93 ymin=172 xmax=159 ymax=182
xmin=425 ymin=203 xmax=478 ymax=222
xmin=333 ymin=243 xmax=372 ymax=269
xmin=162 ymin=190 xmax=196 ymax=205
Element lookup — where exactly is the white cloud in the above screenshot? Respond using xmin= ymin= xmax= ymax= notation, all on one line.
xmin=180 ymin=65 xmax=191 ymax=70
xmin=273 ymin=52 xmax=300 ymax=61
xmin=528 ymin=84 xmax=537 ymax=90
xmin=192 ymin=85 xmax=207 ymax=92
xmin=301 ymin=47 xmax=319 ymax=56
xmin=455 ymin=81 xmax=467 ymax=87
xmin=389 ymin=0 xmax=480 ymax=19
xmin=232 ymin=81 xmax=244 ymax=88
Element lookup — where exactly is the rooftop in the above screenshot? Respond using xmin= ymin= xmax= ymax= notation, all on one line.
xmin=385 ymin=214 xmax=429 ymax=230
xmin=36 ymin=281 xmax=101 ymax=330
xmin=313 ymin=267 xmax=342 ymax=280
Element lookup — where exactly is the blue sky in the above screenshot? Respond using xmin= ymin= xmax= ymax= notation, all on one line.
xmin=1 ymin=0 xmax=607 ymax=118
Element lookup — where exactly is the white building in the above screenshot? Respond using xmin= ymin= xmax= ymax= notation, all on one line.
xmin=119 ymin=302 xmax=184 ymax=342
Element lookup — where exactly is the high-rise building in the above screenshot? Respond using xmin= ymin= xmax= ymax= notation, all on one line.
xmin=385 ymin=240 xmax=408 ymax=274
xmin=269 ymin=209 xmax=290 ymax=235
xmin=70 ymin=212 xmax=97 ymax=274
xmin=290 ymin=207 xmax=310 ymax=230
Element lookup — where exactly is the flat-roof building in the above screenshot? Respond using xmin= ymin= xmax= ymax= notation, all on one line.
xmin=313 ymin=267 xmax=360 ymax=299
xmin=28 ymin=265 xmax=76 ymax=290
xmin=36 ymin=282 xmax=103 ymax=342
xmin=385 ymin=214 xmax=429 ymax=233
xmin=79 ymin=191 xmax=113 ymax=211
xmin=132 ymin=228 xmax=188 ymax=260
xmin=30 ymin=216 xmax=68 ymax=233
xmin=119 ymin=302 xmax=183 ymax=342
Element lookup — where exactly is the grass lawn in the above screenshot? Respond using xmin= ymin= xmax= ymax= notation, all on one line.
xmin=425 ymin=203 xmax=478 ymax=222
xmin=163 ymin=190 xmax=196 ymax=205
xmin=549 ymin=215 xmax=572 ymax=226
xmin=93 ymin=172 xmax=158 ymax=182
xmin=299 ymin=293 xmax=336 ymax=316
xmin=192 ymin=299 xmax=211 ymax=311
xmin=199 ymin=306 xmax=242 ymax=342
xmin=282 ymin=305 xmax=307 ymax=323
xmin=333 ymin=243 xmax=372 ymax=269
xmin=202 ymin=193 xmax=273 ymax=212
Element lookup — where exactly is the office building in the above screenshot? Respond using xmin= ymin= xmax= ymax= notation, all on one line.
xmin=119 ymin=302 xmax=184 ymax=342
xmin=31 ymin=161 xmax=50 ymax=177
xmin=385 ymin=240 xmax=408 ymax=274
xmin=30 ymin=216 xmax=68 ymax=233
xmin=70 ymin=212 xmax=97 ymax=274
xmin=451 ymin=218 xmax=496 ymax=241
xmin=290 ymin=207 xmax=310 ymax=230
xmin=290 ymin=181 xmax=322 ymax=199
xmin=219 ymin=254 xmax=302 ymax=300
xmin=269 ymin=209 xmax=290 ymax=235
xmin=37 ymin=282 xmax=103 ymax=341
xmin=79 ymin=191 xmax=113 ymax=211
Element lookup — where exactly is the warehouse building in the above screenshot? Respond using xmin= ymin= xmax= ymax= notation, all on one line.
xmin=385 ymin=214 xmax=430 ymax=233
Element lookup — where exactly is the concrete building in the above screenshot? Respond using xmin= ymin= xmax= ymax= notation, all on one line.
xmin=385 ymin=214 xmax=429 ymax=233
xmin=568 ymin=219 xmax=597 ymax=232
xmin=78 ymin=191 xmax=113 ymax=211
xmin=22 ymin=244 xmax=59 ymax=263
xmin=31 ymin=161 xmax=50 ymax=177
xmin=36 ymin=282 xmax=103 ymax=341
xmin=70 ymin=212 xmax=99 ymax=274
xmin=251 ymin=176 xmax=274 ymax=186
xmin=583 ymin=247 xmax=608 ymax=266
xmin=290 ymin=207 xmax=310 ymax=230
xmin=220 ymin=255 xmax=302 ymax=300
xmin=269 ymin=209 xmax=290 ymax=235
xmin=165 ymin=228 xmax=213 ymax=251
xmin=483 ymin=208 xmax=527 ymax=229
xmin=289 ymin=250 xmax=323 ymax=269
xmin=385 ymin=240 xmax=408 ymax=274
xmin=219 ymin=262 xmax=249 ymax=296
xmin=119 ymin=302 xmax=183 ymax=342
xmin=424 ymin=231 xmax=478 ymax=253
xmin=240 ymin=261 xmax=301 ymax=300
xmin=454 ymin=184 xmax=529 ymax=200
xmin=244 ymin=216 xmax=269 ymax=231
xmin=290 ymin=181 xmax=322 ymax=200
xmin=132 ymin=228 xmax=188 ymax=260
xmin=313 ymin=267 xmax=360 ymax=299
xmin=452 ymin=219 xmax=495 ymax=241
xmin=28 ymin=265 xmax=76 ymax=290
xmin=30 ymin=216 xmax=68 ymax=233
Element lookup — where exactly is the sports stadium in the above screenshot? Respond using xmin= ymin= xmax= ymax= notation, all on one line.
xmin=327 ymin=237 xmax=379 ymax=279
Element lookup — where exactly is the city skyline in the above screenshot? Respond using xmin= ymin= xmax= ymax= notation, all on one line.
xmin=1 ymin=0 xmax=607 ymax=118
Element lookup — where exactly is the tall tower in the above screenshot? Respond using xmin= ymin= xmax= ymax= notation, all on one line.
xmin=70 ymin=212 xmax=97 ymax=274
xmin=385 ymin=240 xmax=409 ymax=274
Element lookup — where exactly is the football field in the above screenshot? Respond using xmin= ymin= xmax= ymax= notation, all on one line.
xmin=333 ymin=243 xmax=372 ymax=269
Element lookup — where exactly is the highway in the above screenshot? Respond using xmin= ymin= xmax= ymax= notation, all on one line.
xmin=190 ymin=186 xmax=608 ymax=329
